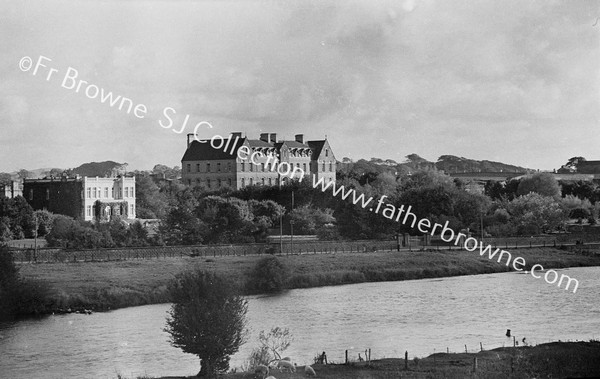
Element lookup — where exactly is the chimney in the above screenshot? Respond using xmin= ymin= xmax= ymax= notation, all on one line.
xmin=231 ymin=132 xmax=243 ymax=139
xmin=270 ymin=133 xmax=277 ymax=143
xmin=295 ymin=134 xmax=304 ymax=143
xmin=260 ymin=133 xmax=270 ymax=142
xmin=187 ymin=133 xmax=195 ymax=148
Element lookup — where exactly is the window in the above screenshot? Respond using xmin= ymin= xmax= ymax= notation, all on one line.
xmin=207 ymin=179 xmax=211 ymax=188
xmin=217 ymin=163 xmax=221 ymax=172
xmin=249 ymin=178 xmax=253 ymax=185
xmin=93 ymin=187 xmax=97 ymax=198
xmin=322 ymin=162 xmax=326 ymax=171
xmin=269 ymin=178 xmax=272 ymax=186
xmin=261 ymin=178 xmax=265 ymax=185
xmin=241 ymin=162 xmax=245 ymax=172
xmin=261 ymin=163 xmax=265 ymax=172
xmin=227 ymin=162 xmax=232 ymax=172
xmin=187 ymin=164 xmax=191 ymax=173
xmin=228 ymin=178 xmax=232 ymax=186
xmin=329 ymin=163 xmax=333 ymax=172
xmin=125 ymin=187 xmax=129 ymax=198
xmin=241 ymin=178 xmax=245 ymax=187
xmin=325 ymin=149 xmax=328 ymax=157
xmin=197 ymin=164 xmax=200 ymax=172
xmin=250 ymin=162 xmax=253 ymax=172
xmin=119 ymin=188 xmax=122 ymax=198
xmin=130 ymin=204 xmax=134 ymax=216
xmin=46 ymin=189 xmax=49 ymax=200
xmin=104 ymin=188 xmax=109 ymax=198
xmin=86 ymin=205 xmax=92 ymax=217
xmin=207 ymin=163 xmax=211 ymax=172
xmin=87 ymin=188 xmax=91 ymax=198
xmin=218 ymin=179 xmax=222 ymax=188
xmin=303 ymin=163 xmax=307 ymax=172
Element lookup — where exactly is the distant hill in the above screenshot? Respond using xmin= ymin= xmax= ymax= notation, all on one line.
xmin=357 ymin=154 xmax=531 ymax=174
xmin=434 ymin=155 xmax=529 ymax=174
xmin=71 ymin=161 xmax=129 ymax=177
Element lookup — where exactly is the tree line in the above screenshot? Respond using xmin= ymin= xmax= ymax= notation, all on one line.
xmin=2 ymin=161 xmax=600 ymax=247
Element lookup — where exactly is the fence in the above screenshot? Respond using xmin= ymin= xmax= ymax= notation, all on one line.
xmin=6 ymin=234 xmax=600 ymax=264
xmin=5 ymin=239 xmax=402 ymax=263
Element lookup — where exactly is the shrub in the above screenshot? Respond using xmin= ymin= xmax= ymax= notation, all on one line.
xmin=165 ymin=270 xmax=248 ymax=378
xmin=0 ymin=246 xmax=52 ymax=320
xmin=247 ymin=256 xmax=287 ymax=293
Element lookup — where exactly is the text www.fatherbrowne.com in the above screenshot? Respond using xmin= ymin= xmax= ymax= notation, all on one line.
xmin=311 ymin=176 xmax=580 ymax=293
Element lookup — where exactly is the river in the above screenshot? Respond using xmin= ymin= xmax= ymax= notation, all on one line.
xmin=1 ymin=267 xmax=600 ymax=379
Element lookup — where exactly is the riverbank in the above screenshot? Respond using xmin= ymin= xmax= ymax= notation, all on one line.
xmin=18 ymin=246 xmax=600 ymax=314
xmin=145 ymin=341 xmax=600 ymax=379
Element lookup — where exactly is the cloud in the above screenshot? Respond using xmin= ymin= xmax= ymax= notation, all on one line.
xmin=0 ymin=0 xmax=598 ymax=171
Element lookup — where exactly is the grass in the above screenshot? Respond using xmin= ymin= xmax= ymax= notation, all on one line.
xmin=18 ymin=246 xmax=600 ymax=314
xmin=124 ymin=341 xmax=600 ymax=378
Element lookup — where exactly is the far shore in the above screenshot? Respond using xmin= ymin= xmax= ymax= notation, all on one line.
xmin=17 ymin=245 xmax=600 ymax=316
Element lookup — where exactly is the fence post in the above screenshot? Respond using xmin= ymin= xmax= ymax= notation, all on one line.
xmin=345 ymin=350 xmax=348 ymax=364
xmin=473 ymin=357 xmax=477 ymax=372
xmin=404 ymin=351 xmax=408 ymax=370
xmin=480 ymin=342 xmax=483 ymax=351
xmin=465 ymin=344 xmax=468 ymax=353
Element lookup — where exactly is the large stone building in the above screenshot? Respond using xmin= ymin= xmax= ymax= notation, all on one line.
xmin=23 ymin=176 xmax=136 ymax=221
xmin=181 ymin=132 xmax=336 ymax=189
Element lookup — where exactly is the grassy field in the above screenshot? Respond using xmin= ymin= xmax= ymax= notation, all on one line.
xmin=124 ymin=341 xmax=600 ymax=379
xmin=18 ymin=245 xmax=600 ymax=313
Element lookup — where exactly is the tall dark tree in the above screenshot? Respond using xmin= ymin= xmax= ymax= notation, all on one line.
xmin=165 ymin=271 xmax=248 ymax=378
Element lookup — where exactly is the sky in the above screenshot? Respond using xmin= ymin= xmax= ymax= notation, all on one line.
xmin=1 ymin=0 xmax=599 ymax=173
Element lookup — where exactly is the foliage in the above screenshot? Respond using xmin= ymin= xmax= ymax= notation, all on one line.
xmin=46 ymin=215 xmax=151 ymax=248
xmin=33 ymin=210 xmax=54 ymax=236
xmin=165 ymin=270 xmax=248 ymax=378
xmin=258 ymin=327 xmax=294 ymax=362
xmin=517 ymin=173 xmax=561 ymax=198
xmin=0 ymin=196 xmax=35 ymax=239
xmin=0 ymin=246 xmax=52 ymax=320
xmin=505 ymin=193 xmax=568 ymax=235
xmin=247 ymin=256 xmax=287 ymax=293
xmin=135 ymin=175 xmax=170 ymax=219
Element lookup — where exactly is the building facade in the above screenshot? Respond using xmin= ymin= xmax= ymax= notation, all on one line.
xmin=181 ymin=132 xmax=336 ymax=190
xmin=23 ymin=176 xmax=136 ymax=221
xmin=0 ymin=181 xmax=23 ymax=199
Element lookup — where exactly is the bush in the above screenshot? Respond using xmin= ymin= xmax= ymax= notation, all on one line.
xmin=165 ymin=270 xmax=248 ymax=378
xmin=0 ymin=246 xmax=52 ymax=320
xmin=247 ymin=256 xmax=287 ymax=293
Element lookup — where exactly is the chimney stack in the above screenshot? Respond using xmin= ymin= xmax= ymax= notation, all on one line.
xmin=260 ymin=133 xmax=270 ymax=142
xmin=295 ymin=134 xmax=304 ymax=144
xmin=231 ymin=132 xmax=243 ymax=138
xmin=270 ymin=133 xmax=277 ymax=143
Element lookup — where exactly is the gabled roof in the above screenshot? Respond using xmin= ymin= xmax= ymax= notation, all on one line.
xmin=307 ymin=140 xmax=326 ymax=160
xmin=181 ymin=138 xmax=246 ymax=161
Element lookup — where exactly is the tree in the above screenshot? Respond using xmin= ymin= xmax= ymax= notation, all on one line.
xmin=563 ymin=156 xmax=586 ymax=172
xmin=0 ymin=173 xmax=12 ymax=186
xmin=248 ymin=256 xmax=287 ymax=293
xmin=165 ymin=270 xmax=248 ymax=378
xmin=506 ymin=193 xmax=567 ymax=235
xmin=258 ymin=327 xmax=294 ymax=363
xmin=517 ymin=173 xmax=561 ymax=198
xmin=135 ymin=175 xmax=169 ymax=219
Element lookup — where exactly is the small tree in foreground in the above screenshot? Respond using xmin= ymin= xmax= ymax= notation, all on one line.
xmin=165 ymin=270 xmax=248 ymax=378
